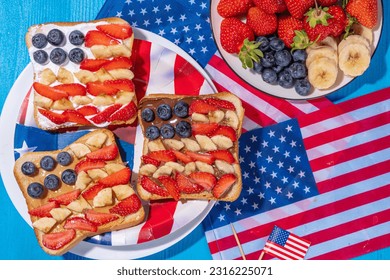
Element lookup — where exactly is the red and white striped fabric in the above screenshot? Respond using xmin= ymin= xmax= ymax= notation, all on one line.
xmin=204 ymin=87 xmax=390 ymax=260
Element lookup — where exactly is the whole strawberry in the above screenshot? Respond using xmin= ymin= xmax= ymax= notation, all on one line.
xmin=277 ymin=14 xmax=307 ymax=49
xmin=253 ymin=0 xmax=287 ymax=14
xmin=217 ymin=0 xmax=254 ymax=18
xmin=317 ymin=0 xmax=338 ymax=6
xmin=346 ymin=0 xmax=378 ymax=29
xmin=285 ymin=0 xmax=315 ymax=19
xmin=246 ymin=6 xmax=278 ymax=36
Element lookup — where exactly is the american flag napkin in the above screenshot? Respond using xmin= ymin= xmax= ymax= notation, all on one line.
xmin=203 ymin=87 xmax=390 ymax=260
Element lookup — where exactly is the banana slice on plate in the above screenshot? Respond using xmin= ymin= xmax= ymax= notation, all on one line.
xmin=339 ymin=43 xmax=371 ymax=77
xmin=307 ymin=36 xmax=338 ymax=53
xmin=306 ymin=46 xmax=338 ymax=68
xmin=351 ymin=23 xmax=373 ymax=45
xmin=338 ymin=34 xmax=371 ymax=54
xmin=308 ymin=57 xmax=339 ymax=90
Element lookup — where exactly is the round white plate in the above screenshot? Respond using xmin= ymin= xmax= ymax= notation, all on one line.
xmin=210 ymin=0 xmax=383 ymax=100
xmin=0 ymin=28 xmax=216 ymax=259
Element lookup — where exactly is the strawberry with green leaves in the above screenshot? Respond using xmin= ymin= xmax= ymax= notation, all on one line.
xmin=277 ymin=14 xmax=308 ymax=49
xmin=220 ymin=18 xmax=263 ymax=69
xmin=217 ymin=0 xmax=253 ymax=18
xmin=345 ymin=0 xmax=378 ymax=29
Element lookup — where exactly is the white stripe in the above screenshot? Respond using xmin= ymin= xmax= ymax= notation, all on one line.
xmin=205 ymin=64 xmax=290 ymax=123
xmin=243 ymin=116 xmax=262 ymax=131
xmin=300 ymin=101 xmax=388 ymax=138
xmin=306 ymin=124 xmax=390 ymax=161
xmin=313 ymin=148 xmax=390 ymax=183
xmin=288 ymin=234 xmax=311 ymax=247
xmin=264 ymin=243 xmax=300 ymax=259
xmin=283 ymin=243 xmax=306 ymax=257
xmin=286 ymin=239 xmax=310 ymax=251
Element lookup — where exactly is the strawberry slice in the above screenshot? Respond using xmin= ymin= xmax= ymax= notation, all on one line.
xmin=192 ymin=123 xmax=219 ymax=136
xmin=147 ymin=150 xmax=177 ymax=163
xmin=212 ymin=173 xmax=237 ymax=199
xmin=90 ymin=104 xmax=122 ymax=124
xmin=140 ymin=176 xmax=170 ymax=197
xmin=102 ymin=57 xmax=133 ymax=71
xmin=54 ymin=83 xmax=87 ymax=96
xmin=84 ymin=209 xmax=119 ymax=226
xmin=80 ymin=58 xmax=109 ymax=72
xmin=96 ymin=23 xmax=133 ymax=40
xmin=171 ymin=150 xmax=194 ymax=164
xmin=86 ymin=144 xmax=119 ymax=160
xmin=28 ymin=201 xmax=59 ymax=218
xmin=103 ymin=78 xmax=134 ymax=91
xmin=86 ymin=81 xmax=119 ymax=96
xmin=189 ymin=172 xmax=217 ymax=191
xmin=189 ymin=99 xmax=218 ymax=115
xmin=64 ymin=217 xmax=97 ymax=232
xmin=98 ymin=167 xmax=131 ymax=187
xmin=208 ymin=150 xmax=236 ymax=164
xmin=185 ymin=151 xmax=215 ymax=165
xmin=142 ymin=155 xmax=161 ymax=167
xmin=49 ymin=189 xmax=81 ymax=205
xmin=176 ymin=173 xmax=204 ymax=194
xmin=38 ymin=108 xmax=67 ymax=124
xmin=109 ymin=194 xmax=141 ymax=216
xmin=33 ymin=82 xmax=68 ymax=101
xmin=62 ymin=110 xmax=91 ymax=125
xmin=77 ymin=105 xmax=100 ymax=116
xmin=108 ymin=101 xmax=137 ymax=122
xmin=42 ymin=229 xmax=76 ymax=250
xmin=158 ymin=175 xmax=180 ymax=201
xmin=212 ymin=125 xmax=237 ymax=141
xmin=85 ymin=30 xmax=120 ymax=47
xmin=81 ymin=183 xmax=108 ymax=200
xmin=75 ymin=159 xmax=106 ymax=174
xmin=204 ymin=98 xmax=235 ymax=110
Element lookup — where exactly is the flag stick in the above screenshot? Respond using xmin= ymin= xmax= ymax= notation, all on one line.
xmin=230 ymin=223 xmax=246 ymax=260
xmin=258 ymin=251 xmax=265 ymax=260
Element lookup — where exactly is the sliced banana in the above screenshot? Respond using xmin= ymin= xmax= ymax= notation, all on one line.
xmin=109 ymin=44 xmax=132 ymax=57
xmin=112 ymin=184 xmax=132 ymax=200
xmin=307 ymin=36 xmax=338 ymax=53
xmin=351 ymin=23 xmax=373 ymax=45
xmin=40 ymin=68 xmax=57 ymax=85
xmin=139 ymin=164 xmax=158 ymax=176
xmin=115 ymin=91 xmax=135 ymax=105
xmin=104 ymin=163 xmax=126 ymax=175
xmin=195 ymin=135 xmax=218 ymax=151
xmin=87 ymin=168 xmax=108 ymax=181
xmin=148 ymin=139 xmax=166 ymax=152
xmin=66 ymin=196 xmax=91 ymax=212
xmin=215 ymin=159 xmax=235 ymax=174
xmin=338 ymin=35 xmax=370 ymax=54
xmin=339 ymin=43 xmax=371 ymax=77
xmin=225 ymin=110 xmax=239 ymax=129
xmin=165 ymin=162 xmax=185 ymax=173
xmin=208 ymin=110 xmax=225 ymax=123
xmin=108 ymin=69 xmax=134 ymax=80
xmin=152 ymin=165 xmax=173 ymax=179
xmin=32 ymin=217 xmax=57 ymax=233
xmin=86 ymin=132 xmax=108 ymax=148
xmin=96 ymin=68 xmax=114 ymax=82
xmin=306 ymin=46 xmax=338 ymax=67
xmin=307 ymin=57 xmax=338 ymax=90
xmin=163 ymin=139 xmax=184 ymax=150
xmin=74 ymin=70 xmax=98 ymax=84
xmin=91 ymin=45 xmax=113 ymax=59
xmin=57 ymin=67 xmax=74 ymax=84
xmin=192 ymin=112 xmax=209 ymax=123
xmin=93 ymin=188 xmax=113 ymax=207
xmin=51 ymin=98 xmax=74 ymax=110
xmin=75 ymin=171 xmax=92 ymax=190
xmin=92 ymin=95 xmax=115 ymax=106
xmin=34 ymin=93 xmax=53 ymax=109
xmin=49 ymin=208 xmax=72 ymax=223
xmin=211 ymin=135 xmax=234 ymax=149
xmin=195 ymin=161 xmax=214 ymax=174
xmin=69 ymin=143 xmax=91 ymax=159
xmin=181 ymin=138 xmax=201 ymax=152
xmin=184 ymin=162 xmax=196 ymax=175
xmin=71 ymin=95 xmax=92 ymax=105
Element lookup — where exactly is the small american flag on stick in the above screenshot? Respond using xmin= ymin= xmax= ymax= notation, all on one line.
xmin=262 ymin=225 xmax=311 ymax=260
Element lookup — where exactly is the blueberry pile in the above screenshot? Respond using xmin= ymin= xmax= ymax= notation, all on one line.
xmin=141 ymin=101 xmax=192 ymax=140
xmin=253 ymin=35 xmax=311 ymax=96
xmin=31 ymin=29 xmax=85 ymax=65
xmin=23 ymin=151 xmax=76 ymax=199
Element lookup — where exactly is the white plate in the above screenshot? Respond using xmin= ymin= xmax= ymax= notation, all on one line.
xmin=0 ymin=28 xmax=216 ymax=259
xmin=210 ymin=0 xmax=383 ymax=100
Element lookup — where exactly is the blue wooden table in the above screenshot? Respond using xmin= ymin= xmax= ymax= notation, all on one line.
xmin=0 ymin=0 xmax=388 ymax=260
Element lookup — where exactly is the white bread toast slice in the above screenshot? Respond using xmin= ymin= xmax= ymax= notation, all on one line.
xmin=25 ymin=17 xmax=137 ymax=131
xmin=136 ymin=92 xmax=244 ymax=202
xmin=13 ymin=129 xmax=145 ymax=255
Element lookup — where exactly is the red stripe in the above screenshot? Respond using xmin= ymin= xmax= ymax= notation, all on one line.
xmin=18 ymin=86 xmax=33 ymax=125
xmin=299 ymin=88 xmax=389 ymax=128
xmin=137 ymin=201 xmax=178 ymax=243
xmin=132 ymin=39 xmax=151 ymax=101
xmin=302 ymin=111 xmax=389 ymax=150
xmin=309 ymin=134 xmax=390 ymax=172
xmin=174 ymin=54 xmax=205 ymax=95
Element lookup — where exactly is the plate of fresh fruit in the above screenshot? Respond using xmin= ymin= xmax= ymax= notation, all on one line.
xmin=210 ymin=0 xmax=382 ymax=99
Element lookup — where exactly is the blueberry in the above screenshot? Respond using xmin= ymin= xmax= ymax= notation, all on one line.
xmin=278 ymin=70 xmax=295 ymax=89
xmin=292 ymin=49 xmax=308 ymax=62
xmin=274 ymin=49 xmax=292 ymax=67
xmin=145 ymin=125 xmax=160 ymax=140
xmin=261 ymin=51 xmax=275 ymax=68
xmin=156 ymin=104 xmax=172 ymax=120
xmin=253 ymin=61 xmax=263 ymax=74
xmin=272 ymin=64 xmax=284 ymax=74
xmin=21 ymin=161 xmax=37 ymax=176
xmin=261 ymin=68 xmax=278 ymax=84
xmin=40 ymin=156 xmax=56 ymax=171
xmin=31 ymin=33 xmax=48 ymax=49
xmin=141 ymin=108 xmax=155 ymax=122
xmin=47 ymin=29 xmax=65 ymax=46
xmin=269 ymin=38 xmax=285 ymax=51
xmin=256 ymin=36 xmax=270 ymax=52
xmin=61 ymin=169 xmax=77 ymax=185
xmin=295 ymin=78 xmax=312 ymax=96
xmin=44 ymin=174 xmax=60 ymax=190
xmin=173 ymin=101 xmax=189 ymax=118
xmin=160 ymin=124 xmax=175 ymax=139
xmin=69 ymin=48 xmax=84 ymax=64
xmin=50 ymin=48 xmax=67 ymax=65
xmin=27 ymin=182 xmax=45 ymax=198
xmin=289 ymin=62 xmax=307 ymax=79
xmin=69 ymin=30 xmax=84 ymax=46
xmin=33 ymin=50 xmax=48 ymax=64
xmin=176 ymin=121 xmax=192 ymax=138
xmin=56 ymin=151 xmax=72 ymax=166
